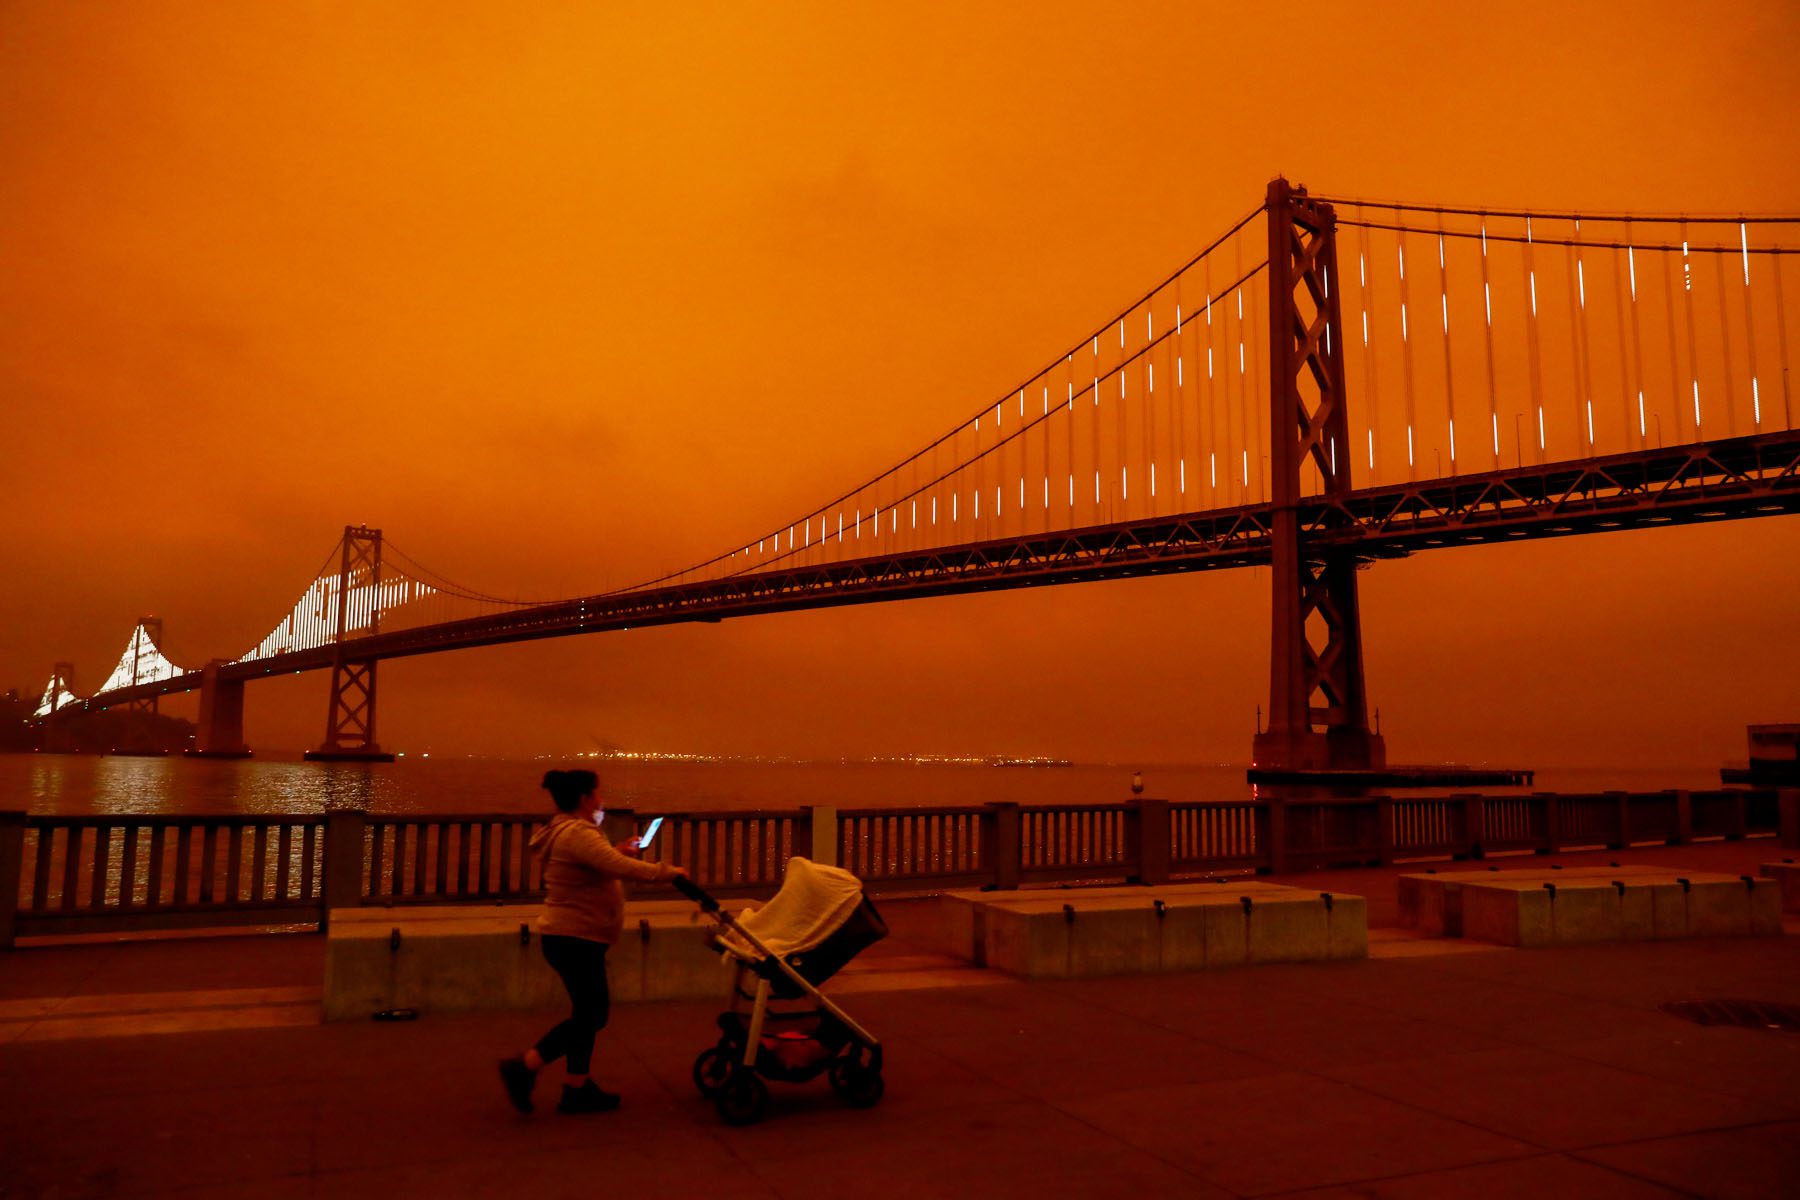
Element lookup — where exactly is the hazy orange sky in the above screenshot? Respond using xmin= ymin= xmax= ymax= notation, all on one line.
xmin=4 ymin=1 xmax=1797 ymax=766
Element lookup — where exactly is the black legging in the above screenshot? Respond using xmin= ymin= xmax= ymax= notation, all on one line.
xmin=534 ymin=935 xmax=611 ymax=1075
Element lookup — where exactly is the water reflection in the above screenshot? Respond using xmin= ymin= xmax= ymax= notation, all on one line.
xmin=0 ymin=754 xmax=1726 ymax=819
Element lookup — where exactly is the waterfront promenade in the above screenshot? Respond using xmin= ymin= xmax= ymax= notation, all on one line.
xmin=4 ymin=840 xmax=1798 ymax=1198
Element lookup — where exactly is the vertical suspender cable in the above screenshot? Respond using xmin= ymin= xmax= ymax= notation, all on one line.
xmin=1234 ymin=261 xmax=1249 ymax=496
xmin=1436 ymin=223 xmax=1457 ymax=473
xmin=1479 ymin=219 xmax=1500 ymax=466
xmin=1092 ymin=335 xmax=1102 ymax=511
xmin=1397 ymin=231 xmax=1417 ymax=476
xmin=1680 ymin=222 xmax=1703 ymax=435
xmin=1359 ymin=218 xmax=1379 ymax=474
xmin=1524 ymin=217 xmax=1547 ymax=460
xmin=1245 ymin=277 xmax=1260 ymax=500
xmin=1610 ymin=238 xmax=1634 ymax=448
xmin=1146 ymin=311 xmax=1157 ymax=503
xmin=1206 ymin=269 xmax=1218 ymax=495
xmin=1713 ymin=239 xmax=1737 ymax=435
xmin=1627 ymin=227 xmax=1648 ymax=447
xmin=1175 ymin=291 xmax=1186 ymax=498
xmin=1065 ymin=357 xmax=1075 ymax=514
xmin=1773 ymin=254 xmax=1792 ymax=429
xmin=1569 ymin=221 xmax=1596 ymax=451
xmin=1565 ymin=230 xmax=1585 ymax=449
xmin=1660 ymin=242 xmax=1681 ymax=444
xmin=1740 ymin=223 xmax=1762 ymax=431
xmin=1117 ymin=320 xmax=1128 ymax=512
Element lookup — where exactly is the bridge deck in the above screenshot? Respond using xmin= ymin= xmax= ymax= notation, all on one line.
xmin=80 ymin=428 xmax=1800 ymax=707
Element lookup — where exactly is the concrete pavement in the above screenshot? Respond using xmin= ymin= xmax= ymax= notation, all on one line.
xmin=3 ymin=839 xmax=1798 ymax=1198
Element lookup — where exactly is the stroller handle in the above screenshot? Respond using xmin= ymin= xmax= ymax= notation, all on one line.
xmin=671 ymin=872 xmax=720 ymax=913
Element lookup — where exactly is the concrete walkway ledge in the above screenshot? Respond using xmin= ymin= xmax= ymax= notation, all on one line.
xmin=323 ymin=902 xmax=728 ymax=1020
xmin=942 ymin=881 xmax=1367 ymax=978
xmin=1401 ymin=867 xmax=1781 ymax=947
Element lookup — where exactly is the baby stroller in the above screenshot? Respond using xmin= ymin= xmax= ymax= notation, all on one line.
xmin=673 ymin=858 xmax=888 ymax=1125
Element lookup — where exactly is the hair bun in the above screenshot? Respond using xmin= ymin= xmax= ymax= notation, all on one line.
xmin=540 ymin=769 xmax=562 ymax=790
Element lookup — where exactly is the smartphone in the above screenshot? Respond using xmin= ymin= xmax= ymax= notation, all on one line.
xmin=636 ymin=817 xmax=665 ymax=849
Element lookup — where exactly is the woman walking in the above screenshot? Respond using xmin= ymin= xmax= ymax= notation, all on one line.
xmin=499 ymin=768 xmax=684 ymax=1114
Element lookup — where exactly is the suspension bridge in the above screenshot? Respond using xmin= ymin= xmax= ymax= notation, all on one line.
xmin=29 ymin=179 xmax=1800 ymax=770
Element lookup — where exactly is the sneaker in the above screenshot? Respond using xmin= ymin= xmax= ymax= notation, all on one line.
xmin=498 ymin=1056 xmax=536 ymax=1114
xmin=557 ymin=1081 xmax=622 ymax=1114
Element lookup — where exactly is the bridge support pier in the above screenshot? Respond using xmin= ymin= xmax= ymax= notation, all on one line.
xmin=305 ymin=526 xmax=395 ymax=764
xmin=189 ymin=661 xmax=251 ymax=759
xmin=1252 ymin=178 xmax=1386 ymax=775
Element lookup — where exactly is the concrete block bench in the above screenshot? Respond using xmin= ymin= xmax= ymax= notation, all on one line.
xmin=1758 ymin=860 xmax=1800 ymax=912
xmin=1398 ymin=865 xmax=1669 ymax=938
xmin=940 ymin=881 xmax=1366 ymax=979
xmin=323 ymin=902 xmax=729 ymax=1021
xmin=1399 ymin=868 xmax=1780 ymax=948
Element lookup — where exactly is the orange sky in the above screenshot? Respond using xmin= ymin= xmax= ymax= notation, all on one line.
xmin=3 ymin=1 xmax=1797 ymax=766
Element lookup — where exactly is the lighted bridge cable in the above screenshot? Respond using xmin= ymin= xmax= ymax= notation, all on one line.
xmin=1566 ymin=223 xmax=1594 ymax=452
xmin=1204 ymin=260 xmax=1216 ymax=496
xmin=1336 ymin=217 xmax=1800 ymax=256
xmin=604 ymin=253 xmax=1271 ymax=596
xmin=659 ymin=204 xmax=1262 ymax=579
xmin=1741 ymin=222 xmax=1763 ymax=431
xmin=1610 ymin=238 xmax=1635 ymax=449
xmin=1234 ymin=237 xmax=1250 ymax=498
xmin=1066 ymin=355 xmax=1077 ymax=513
xmin=1660 ymin=240 xmax=1682 ymax=445
xmin=1357 ymin=215 xmax=1380 ymax=474
xmin=1625 ymin=226 xmax=1649 ymax=446
xmin=1713 ymin=236 xmax=1738 ymax=436
xmin=668 ymin=268 xmax=1276 ymax=585
xmin=1479 ymin=219 xmax=1501 ymax=466
xmin=1436 ymin=221 xmax=1458 ymax=473
xmin=1397 ymin=229 xmax=1418 ymax=476
xmin=1775 ymin=253 xmax=1794 ymax=428
xmin=1173 ymin=287 xmax=1185 ymax=498
xmin=1312 ymin=192 xmax=1800 ymax=227
xmin=1681 ymin=220 xmax=1704 ymax=435
xmin=1524 ymin=217 xmax=1547 ymax=461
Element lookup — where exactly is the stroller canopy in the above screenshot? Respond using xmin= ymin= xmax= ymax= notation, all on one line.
xmin=723 ymin=857 xmax=866 ymax=961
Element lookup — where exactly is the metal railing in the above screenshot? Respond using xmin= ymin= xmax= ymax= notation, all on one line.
xmin=4 ymin=814 xmax=324 ymax=939
xmin=3 ymin=787 xmax=1795 ymax=945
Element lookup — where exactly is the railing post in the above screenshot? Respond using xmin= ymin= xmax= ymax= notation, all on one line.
xmin=1375 ymin=795 xmax=1395 ymax=865
xmin=1130 ymin=798 xmax=1170 ymax=885
xmin=805 ymin=806 xmax=838 ymax=867
xmin=1538 ymin=793 xmax=1561 ymax=855
xmin=1780 ymin=789 xmax=1800 ymax=849
xmin=1464 ymin=794 xmax=1487 ymax=860
xmin=321 ymin=808 xmax=368 ymax=921
xmin=599 ymin=806 xmax=636 ymax=847
xmin=1726 ymin=791 xmax=1747 ymax=840
xmin=1609 ymin=791 xmax=1630 ymax=850
xmin=1261 ymin=801 xmax=1288 ymax=875
xmin=983 ymin=802 xmax=1021 ymax=890
xmin=1671 ymin=789 xmax=1693 ymax=844
xmin=0 ymin=812 xmax=25 ymax=950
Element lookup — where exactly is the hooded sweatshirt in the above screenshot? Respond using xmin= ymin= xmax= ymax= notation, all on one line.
xmin=529 ymin=812 xmax=676 ymax=944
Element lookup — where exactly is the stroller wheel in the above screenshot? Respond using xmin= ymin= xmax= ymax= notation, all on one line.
xmin=715 ymin=1069 xmax=770 ymax=1126
xmin=828 ymin=1058 xmax=885 ymax=1108
xmin=692 ymin=1047 xmax=734 ymax=1098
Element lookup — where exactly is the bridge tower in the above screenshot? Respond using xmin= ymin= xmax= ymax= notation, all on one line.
xmin=125 ymin=616 xmax=163 ymax=718
xmin=1253 ymin=178 xmax=1386 ymax=773
xmin=304 ymin=525 xmax=395 ymax=763
xmin=39 ymin=662 xmax=79 ymax=753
